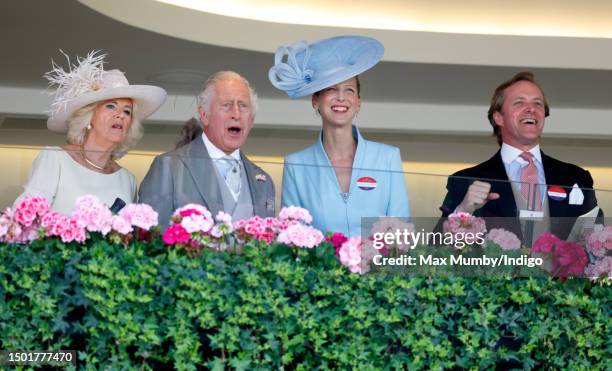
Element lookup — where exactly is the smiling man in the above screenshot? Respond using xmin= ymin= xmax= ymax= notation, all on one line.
xmin=439 ymin=71 xmax=601 ymax=239
xmin=139 ymin=71 xmax=275 ymax=228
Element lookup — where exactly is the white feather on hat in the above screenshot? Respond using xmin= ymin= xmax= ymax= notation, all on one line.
xmin=44 ymin=50 xmax=167 ymax=132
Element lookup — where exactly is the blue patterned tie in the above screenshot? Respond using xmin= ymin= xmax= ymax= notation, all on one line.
xmin=220 ymin=156 xmax=241 ymax=197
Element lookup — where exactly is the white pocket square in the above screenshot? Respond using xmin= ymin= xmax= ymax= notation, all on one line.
xmin=568 ymin=183 xmax=584 ymax=205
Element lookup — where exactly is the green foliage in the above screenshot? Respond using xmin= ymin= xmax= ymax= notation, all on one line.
xmin=0 ymin=238 xmax=610 ymax=369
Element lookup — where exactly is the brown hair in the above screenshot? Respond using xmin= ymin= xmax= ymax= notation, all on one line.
xmin=174 ymin=117 xmax=202 ymax=149
xmin=487 ymin=71 xmax=550 ymax=146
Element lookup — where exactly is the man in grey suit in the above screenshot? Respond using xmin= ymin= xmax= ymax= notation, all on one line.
xmin=139 ymin=71 xmax=275 ymax=227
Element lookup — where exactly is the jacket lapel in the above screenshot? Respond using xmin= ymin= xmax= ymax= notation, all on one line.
xmin=482 ymin=151 xmax=518 ymax=217
xmin=541 ymin=152 xmax=567 ymax=219
xmin=181 ymin=138 xmax=224 ymax=216
xmin=242 ymin=154 xmax=266 ymax=216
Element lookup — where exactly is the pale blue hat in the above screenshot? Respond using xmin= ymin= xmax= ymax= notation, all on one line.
xmin=268 ymin=35 xmax=384 ymax=99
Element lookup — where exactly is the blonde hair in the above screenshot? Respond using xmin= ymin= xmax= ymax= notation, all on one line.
xmin=66 ymin=99 xmax=143 ymax=159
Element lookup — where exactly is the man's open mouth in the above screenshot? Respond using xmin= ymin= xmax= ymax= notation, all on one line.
xmin=228 ymin=126 xmax=242 ymax=134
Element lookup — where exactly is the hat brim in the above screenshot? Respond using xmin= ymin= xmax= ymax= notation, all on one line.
xmin=269 ymin=36 xmax=384 ymax=99
xmin=47 ymin=85 xmax=167 ymax=132
xmin=290 ymin=39 xmax=383 ymax=98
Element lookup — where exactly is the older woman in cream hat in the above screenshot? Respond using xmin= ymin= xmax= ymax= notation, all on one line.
xmin=269 ymin=36 xmax=410 ymax=236
xmin=16 ymin=51 xmax=166 ymax=215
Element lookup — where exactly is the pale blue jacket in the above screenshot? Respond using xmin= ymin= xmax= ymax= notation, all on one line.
xmin=281 ymin=126 xmax=410 ymax=236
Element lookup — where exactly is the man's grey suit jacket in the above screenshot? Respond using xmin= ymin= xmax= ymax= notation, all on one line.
xmin=139 ymin=137 xmax=275 ymax=228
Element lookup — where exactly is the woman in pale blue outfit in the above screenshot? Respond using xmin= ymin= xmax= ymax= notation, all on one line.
xmin=269 ymin=36 xmax=410 ymax=236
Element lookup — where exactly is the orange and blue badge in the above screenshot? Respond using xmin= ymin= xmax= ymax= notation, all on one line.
xmin=547 ymin=186 xmax=567 ymax=201
xmin=357 ymin=176 xmax=377 ymax=191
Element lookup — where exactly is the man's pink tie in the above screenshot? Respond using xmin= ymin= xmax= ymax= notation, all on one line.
xmin=519 ymin=152 xmax=541 ymax=211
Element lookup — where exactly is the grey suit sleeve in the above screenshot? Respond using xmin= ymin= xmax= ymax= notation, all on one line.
xmin=139 ymin=155 xmax=175 ymax=228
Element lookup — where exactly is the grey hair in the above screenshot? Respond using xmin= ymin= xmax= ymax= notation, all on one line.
xmin=66 ymin=100 xmax=143 ymax=159
xmin=196 ymin=71 xmax=258 ymax=118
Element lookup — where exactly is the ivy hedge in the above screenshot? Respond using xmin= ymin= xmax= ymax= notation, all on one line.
xmin=1 ymin=237 xmax=610 ymax=370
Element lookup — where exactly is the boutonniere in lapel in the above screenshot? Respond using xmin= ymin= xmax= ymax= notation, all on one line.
xmin=255 ymin=174 xmax=267 ymax=182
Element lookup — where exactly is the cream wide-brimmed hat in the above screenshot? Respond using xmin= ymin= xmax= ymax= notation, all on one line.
xmin=45 ymin=51 xmax=167 ymax=132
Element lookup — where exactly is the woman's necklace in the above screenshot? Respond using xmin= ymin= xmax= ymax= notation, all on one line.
xmin=80 ymin=145 xmax=107 ymax=171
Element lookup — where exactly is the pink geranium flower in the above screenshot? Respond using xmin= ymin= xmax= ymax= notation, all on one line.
xmin=0 ymin=208 xmax=15 ymax=241
xmin=111 ymin=215 xmax=133 ymax=235
xmin=162 ymin=224 xmax=190 ymax=245
xmin=211 ymin=211 xmax=233 ymax=238
xmin=553 ymin=241 xmax=589 ymax=279
xmin=173 ymin=204 xmax=213 ymax=234
xmin=326 ymin=232 xmax=349 ymax=255
xmin=210 ymin=225 xmax=224 ymax=238
xmin=443 ymin=212 xmax=487 ymax=236
xmin=486 ymin=228 xmax=521 ymax=251
xmin=15 ymin=206 xmax=36 ymax=227
xmin=532 ymin=232 xmax=590 ymax=279
xmin=179 ymin=209 xmax=200 ymax=218
xmin=236 ymin=216 xmax=277 ymax=244
xmin=338 ymin=236 xmax=364 ymax=274
xmin=41 ymin=211 xmax=66 ymax=237
xmin=278 ymin=206 xmax=313 ymax=225
xmin=59 ymin=217 xmax=86 ymax=243
xmin=215 ymin=211 xmax=232 ymax=225
xmin=175 ymin=204 xmax=210 ymax=218
xmin=0 ymin=221 xmax=7 ymax=240
xmin=584 ymin=224 xmax=612 ymax=258
xmin=40 ymin=211 xmax=62 ymax=228
xmin=1 ymin=196 xmax=54 ymax=243
xmin=585 ymin=256 xmax=612 ymax=279
xmin=277 ymin=224 xmax=324 ymax=249
xmin=21 ymin=225 xmax=39 ymax=243
xmin=531 ymin=232 xmax=562 ymax=254
xmin=119 ymin=203 xmax=158 ymax=231
xmin=14 ymin=196 xmax=49 ymax=227
xmin=71 ymin=195 xmax=112 ymax=235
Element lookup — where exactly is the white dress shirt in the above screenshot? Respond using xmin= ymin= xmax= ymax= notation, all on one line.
xmin=500 ymin=142 xmax=547 ymax=205
xmin=202 ymin=133 xmax=242 ymax=200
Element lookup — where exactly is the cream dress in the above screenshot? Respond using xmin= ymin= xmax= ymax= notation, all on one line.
xmin=16 ymin=146 xmax=136 ymax=215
